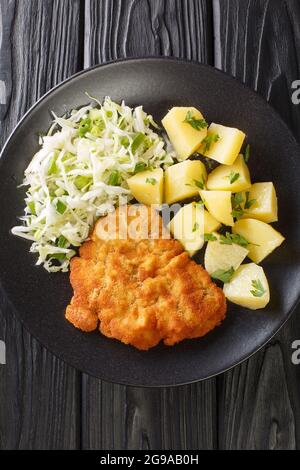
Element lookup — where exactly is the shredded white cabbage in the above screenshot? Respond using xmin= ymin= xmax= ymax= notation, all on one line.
xmin=12 ymin=96 xmax=175 ymax=272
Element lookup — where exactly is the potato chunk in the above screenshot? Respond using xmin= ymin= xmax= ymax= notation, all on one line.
xmin=204 ymin=233 xmax=249 ymax=275
xmin=207 ymin=154 xmax=251 ymax=192
xmin=201 ymin=123 xmax=245 ymax=165
xmin=241 ymin=182 xmax=278 ymax=223
xmin=203 ymin=210 xmax=221 ymax=233
xmin=200 ymin=190 xmax=234 ymax=227
xmin=168 ymin=202 xmax=204 ymax=256
xmin=162 ymin=107 xmax=207 ymax=160
xmin=223 ymin=263 xmax=270 ymax=310
xmin=232 ymin=218 xmax=284 ymax=263
xmin=165 ymin=160 xmax=207 ymax=204
xmin=127 ymin=168 xmax=163 ymax=206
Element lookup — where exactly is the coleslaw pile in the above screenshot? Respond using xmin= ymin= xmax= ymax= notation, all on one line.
xmin=12 ymin=96 xmax=175 ymax=272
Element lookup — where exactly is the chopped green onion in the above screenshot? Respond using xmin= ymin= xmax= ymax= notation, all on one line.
xmin=74 ymin=175 xmax=91 ymax=190
xmin=108 ymin=170 xmax=121 ymax=186
xmin=79 ymin=118 xmax=92 ymax=137
xmin=134 ymin=162 xmax=148 ymax=173
xmin=131 ymin=133 xmax=146 ymax=154
xmin=56 ymin=200 xmax=67 ymax=215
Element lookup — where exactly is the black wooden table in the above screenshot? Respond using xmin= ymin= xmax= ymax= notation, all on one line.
xmin=0 ymin=0 xmax=300 ymax=450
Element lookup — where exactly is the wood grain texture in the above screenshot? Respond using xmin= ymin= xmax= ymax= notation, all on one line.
xmin=84 ymin=0 xmax=213 ymax=67
xmin=0 ymin=0 xmax=82 ymax=449
xmin=82 ymin=0 xmax=216 ymax=451
xmin=213 ymin=0 xmax=300 ymax=450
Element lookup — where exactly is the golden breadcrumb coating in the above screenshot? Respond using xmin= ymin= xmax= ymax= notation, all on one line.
xmin=66 ymin=205 xmax=226 ymax=350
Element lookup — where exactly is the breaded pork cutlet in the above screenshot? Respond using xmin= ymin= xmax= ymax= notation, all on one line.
xmin=66 ymin=205 xmax=226 ymax=350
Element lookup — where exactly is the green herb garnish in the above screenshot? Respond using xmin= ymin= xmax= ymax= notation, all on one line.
xmin=244 ymin=144 xmax=251 ymax=163
xmin=74 ymin=175 xmax=91 ymax=190
xmin=56 ymin=200 xmax=67 ymax=215
xmin=250 ymin=279 xmax=266 ymax=297
xmin=219 ymin=232 xmax=249 ymax=248
xmin=201 ymin=133 xmax=220 ymax=154
xmin=194 ymin=177 xmax=206 ymax=189
xmin=134 ymin=162 xmax=148 ymax=173
xmin=204 ymin=233 xmax=217 ymax=242
xmin=27 ymin=201 xmax=36 ymax=215
xmin=244 ymin=191 xmax=257 ymax=209
xmin=131 ymin=133 xmax=146 ymax=154
xmin=192 ymin=222 xmax=199 ymax=232
xmin=48 ymin=155 xmax=58 ymax=175
xmin=146 ymin=177 xmax=157 ymax=185
xmin=108 ymin=170 xmax=121 ymax=186
xmin=183 ymin=111 xmax=208 ymax=131
xmin=57 ymin=235 xmax=68 ymax=248
xmin=231 ymin=208 xmax=244 ymax=219
xmin=120 ymin=136 xmax=130 ymax=148
xmin=226 ymin=172 xmax=240 ymax=184
xmin=211 ymin=267 xmax=235 ymax=283
xmin=50 ymin=253 xmax=66 ymax=261
xmin=231 ymin=192 xmax=245 ymax=220
xmin=79 ymin=118 xmax=92 ymax=137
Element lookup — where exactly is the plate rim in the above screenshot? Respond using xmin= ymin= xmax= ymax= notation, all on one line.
xmin=1 ymin=56 xmax=300 ymax=387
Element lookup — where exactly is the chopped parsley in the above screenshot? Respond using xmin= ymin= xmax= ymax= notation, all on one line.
xmin=146 ymin=177 xmax=157 ymax=185
xmin=250 ymin=279 xmax=266 ymax=297
xmin=183 ymin=111 xmax=208 ymax=131
xmin=231 ymin=192 xmax=245 ymax=220
xmin=211 ymin=267 xmax=235 ymax=283
xmin=192 ymin=222 xmax=199 ymax=232
xmin=226 ymin=172 xmax=240 ymax=184
xmin=204 ymin=233 xmax=217 ymax=242
xmin=201 ymin=133 xmax=220 ymax=154
xmin=219 ymin=232 xmax=249 ymax=248
xmin=244 ymin=191 xmax=257 ymax=209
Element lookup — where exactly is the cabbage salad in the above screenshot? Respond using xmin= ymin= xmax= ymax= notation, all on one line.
xmin=12 ymin=97 xmax=175 ymax=272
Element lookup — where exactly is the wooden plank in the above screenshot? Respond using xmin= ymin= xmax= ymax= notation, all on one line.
xmin=82 ymin=0 xmax=216 ymax=450
xmin=0 ymin=0 xmax=82 ymax=449
xmin=213 ymin=0 xmax=300 ymax=450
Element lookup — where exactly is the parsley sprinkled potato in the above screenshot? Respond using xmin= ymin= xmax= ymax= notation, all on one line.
xmin=162 ymin=107 xmax=208 ymax=160
xmin=232 ymin=218 xmax=285 ymax=264
xmin=168 ymin=202 xmax=205 ymax=256
xmin=200 ymin=123 xmax=245 ymax=165
xmin=164 ymin=160 xmax=207 ymax=204
xmin=127 ymin=168 xmax=164 ymax=206
xmin=223 ymin=263 xmax=270 ymax=310
xmin=204 ymin=232 xmax=249 ymax=276
xmin=206 ymin=154 xmax=251 ymax=192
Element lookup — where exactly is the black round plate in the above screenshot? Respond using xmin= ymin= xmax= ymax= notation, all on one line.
xmin=0 ymin=58 xmax=300 ymax=387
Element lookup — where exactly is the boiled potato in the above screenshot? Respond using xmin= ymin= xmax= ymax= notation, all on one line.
xmin=241 ymin=182 xmax=278 ymax=223
xmin=204 ymin=233 xmax=249 ymax=275
xmin=162 ymin=107 xmax=207 ymax=160
xmin=201 ymin=123 xmax=245 ymax=165
xmin=233 ymin=218 xmax=284 ymax=263
xmin=200 ymin=190 xmax=234 ymax=227
xmin=203 ymin=209 xmax=221 ymax=233
xmin=165 ymin=160 xmax=207 ymax=204
xmin=127 ymin=168 xmax=163 ymax=206
xmin=207 ymin=154 xmax=251 ymax=192
xmin=223 ymin=263 xmax=270 ymax=310
xmin=168 ymin=202 xmax=205 ymax=256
